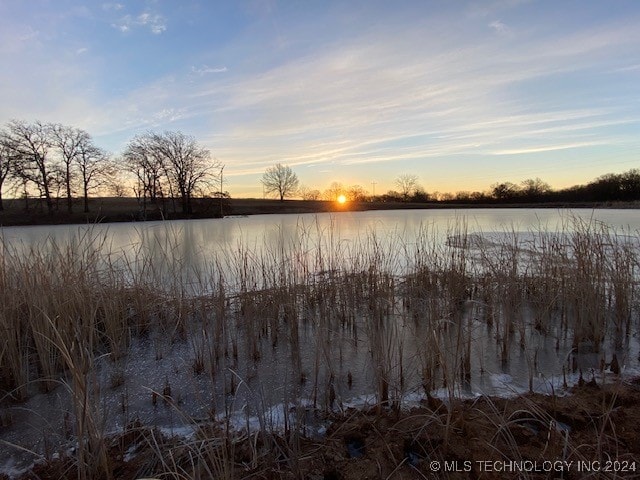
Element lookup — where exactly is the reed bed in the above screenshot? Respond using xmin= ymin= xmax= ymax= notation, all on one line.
xmin=0 ymin=216 xmax=639 ymax=478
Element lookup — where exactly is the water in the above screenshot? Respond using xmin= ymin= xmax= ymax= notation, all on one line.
xmin=1 ymin=208 xmax=640 ymax=475
xmin=2 ymin=208 xmax=640 ymax=287
xmin=2 ymin=207 xmax=639 ymax=255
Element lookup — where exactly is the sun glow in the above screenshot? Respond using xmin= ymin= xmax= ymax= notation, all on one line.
xmin=337 ymin=194 xmax=347 ymax=204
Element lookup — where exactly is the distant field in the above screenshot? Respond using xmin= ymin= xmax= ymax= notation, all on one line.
xmin=0 ymin=196 xmax=636 ymax=227
xmin=0 ymin=197 xmax=435 ymax=226
xmin=228 ymin=198 xmax=437 ymax=214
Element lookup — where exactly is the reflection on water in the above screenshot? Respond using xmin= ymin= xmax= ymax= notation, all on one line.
xmin=3 ymin=208 xmax=640 ymax=280
xmin=1 ymin=208 xmax=640 ymax=474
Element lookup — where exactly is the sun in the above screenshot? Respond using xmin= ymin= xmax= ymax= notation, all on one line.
xmin=337 ymin=194 xmax=347 ymax=204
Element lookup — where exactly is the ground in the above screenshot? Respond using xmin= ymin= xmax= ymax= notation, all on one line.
xmin=12 ymin=378 xmax=640 ymax=480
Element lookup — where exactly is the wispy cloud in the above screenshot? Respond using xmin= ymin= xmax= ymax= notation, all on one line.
xmin=84 ymin=15 xmax=640 ymax=178
xmin=612 ymin=64 xmax=640 ymax=73
xmin=139 ymin=12 xmax=166 ymax=34
xmin=191 ymin=65 xmax=228 ymax=75
xmin=152 ymin=108 xmax=185 ymax=124
xmin=102 ymin=3 xmax=124 ymax=11
xmin=112 ymin=11 xmax=167 ymax=34
xmin=18 ymin=27 xmax=40 ymax=42
xmin=489 ymin=20 xmax=511 ymax=35
xmin=491 ymin=141 xmax=607 ymax=156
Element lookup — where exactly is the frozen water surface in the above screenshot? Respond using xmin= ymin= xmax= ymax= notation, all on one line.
xmin=2 ymin=208 xmax=640 ymax=476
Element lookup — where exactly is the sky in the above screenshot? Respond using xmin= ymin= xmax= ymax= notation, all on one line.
xmin=1 ymin=0 xmax=639 ymax=198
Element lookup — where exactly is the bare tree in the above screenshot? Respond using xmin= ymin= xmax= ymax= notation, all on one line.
xmin=491 ymin=181 xmax=520 ymax=201
xmin=75 ymin=138 xmax=113 ymax=213
xmin=149 ymin=131 xmax=217 ymax=214
xmin=395 ymin=174 xmax=419 ymax=201
xmin=324 ymin=181 xmax=344 ymax=201
xmin=412 ymin=185 xmax=430 ymax=202
xmin=106 ymin=177 xmax=128 ymax=198
xmin=4 ymin=120 xmax=57 ymax=214
xmin=122 ymin=134 xmax=165 ymax=216
xmin=261 ymin=163 xmax=299 ymax=201
xmin=0 ymin=131 xmax=19 ymax=211
xmin=122 ymin=131 xmax=217 ymax=215
xmin=347 ymin=184 xmax=367 ymax=202
xmin=299 ymin=185 xmax=321 ymax=200
xmin=520 ymin=178 xmax=551 ymax=200
xmin=439 ymin=192 xmax=454 ymax=202
xmin=50 ymin=124 xmax=85 ymax=213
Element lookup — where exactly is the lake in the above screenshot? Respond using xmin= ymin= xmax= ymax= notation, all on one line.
xmin=3 ymin=207 xmax=640 ymax=288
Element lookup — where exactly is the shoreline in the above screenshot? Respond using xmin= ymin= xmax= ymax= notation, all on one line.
xmin=1 ymin=197 xmax=639 ymax=227
xmin=13 ymin=377 xmax=640 ymax=480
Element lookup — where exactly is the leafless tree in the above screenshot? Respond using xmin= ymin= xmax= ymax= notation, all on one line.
xmin=122 ymin=134 xmax=166 ymax=215
xmin=439 ymin=192 xmax=454 ymax=202
xmin=2 ymin=120 xmax=116 ymax=214
xmin=50 ymin=124 xmax=85 ymax=213
xmin=0 ymin=131 xmax=19 ymax=211
xmin=106 ymin=178 xmax=128 ymax=198
xmin=75 ymin=138 xmax=113 ymax=213
xmin=149 ymin=131 xmax=217 ymax=214
xmin=324 ymin=181 xmax=344 ymax=201
xmin=347 ymin=184 xmax=367 ymax=202
xmin=395 ymin=174 xmax=419 ymax=201
xmin=520 ymin=178 xmax=551 ymax=199
xmin=299 ymin=185 xmax=321 ymax=200
xmin=123 ymin=131 xmax=217 ymax=215
xmin=261 ymin=163 xmax=299 ymax=201
xmin=4 ymin=120 xmax=57 ymax=214
xmin=491 ymin=181 xmax=520 ymax=201
xmin=412 ymin=186 xmax=430 ymax=202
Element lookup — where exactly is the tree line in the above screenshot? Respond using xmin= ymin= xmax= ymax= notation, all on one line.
xmin=0 ymin=120 xmax=221 ymax=217
xmin=122 ymin=131 xmax=220 ymax=216
xmin=435 ymin=171 xmax=640 ymax=204
xmin=261 ymin=165 xmax=430 ymax=203
xmin=0 ymin=120 xmax=111 ymax=214
xmin=262 ymin=163 xmax=640 ymax=205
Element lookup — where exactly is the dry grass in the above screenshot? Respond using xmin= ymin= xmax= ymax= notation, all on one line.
xmin=1 ymin=215 xmax=639 ymax=478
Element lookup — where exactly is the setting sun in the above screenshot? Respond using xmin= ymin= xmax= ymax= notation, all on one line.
xmin=337 ymin=194 xmax=347 ymax=204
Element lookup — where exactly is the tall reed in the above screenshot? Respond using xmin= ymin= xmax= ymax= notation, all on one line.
xmin=1 ymin=214 xmax=638 ymax=477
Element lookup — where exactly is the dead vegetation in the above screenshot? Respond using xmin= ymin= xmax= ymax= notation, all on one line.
xmin=0 ymin=215 xmax=639 ymax=479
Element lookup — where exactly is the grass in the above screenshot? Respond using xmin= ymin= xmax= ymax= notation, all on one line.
xmin=0 ymin=214 xmax=639 ymax=478
xmin=20 ymin=379 xmax=640 ymax=479
xmin=0 ymin=197 xmax=433 ymax=227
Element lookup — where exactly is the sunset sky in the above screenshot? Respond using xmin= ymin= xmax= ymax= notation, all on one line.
xmin=1 ymin=0 xmax=639 ymax=198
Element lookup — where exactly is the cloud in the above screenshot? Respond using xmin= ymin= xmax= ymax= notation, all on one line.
xmin=138 ymin=12 xmax=167 ymax=34
xmin=102 ymin=3 xmax=124 ymax=11
xmin=111 ymin=15 xmax=131 ymax=32
xmin=468 ymin=0 xmax=532 ymax=17
xmin=86 ymin=13 xmax=640 ymax=171
xmin=192 ymin=65 xmax=228 ymax=75
xmin=491 ymin=141 xmax=607 ymax=156
xmin=180 ymin=16 xmax=640 ymax=181
xmin=112 ymin=11 xmax=167 ymax=34
xmin=76 ymin=47 xmax=89 ymax=55
xmin=18 ymin=27 xmax=40 ymax=43
xmin=612 ymin=64 xmax=640 ymax=73
xmin=489 ymin=20 xmax=511 ymax=35
xmin=152 ymin=108 xmax=185 ymax=124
